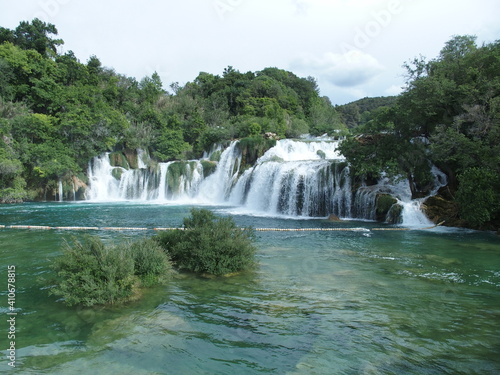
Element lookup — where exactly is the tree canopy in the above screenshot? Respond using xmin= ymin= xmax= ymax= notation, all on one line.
xmin=339 ymin=35 xmax=500 ymax=228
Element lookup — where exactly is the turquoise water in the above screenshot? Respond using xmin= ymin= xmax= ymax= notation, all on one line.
xmin=1 ymin=202 xmax=499 ymax=374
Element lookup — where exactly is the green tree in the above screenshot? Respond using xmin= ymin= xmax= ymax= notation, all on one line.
xmin=11 ymin=18 xmax=63 ymax=57
xmin=308 ymin=97 xmax=346 ymax=136
xmin=455 ymin=167 xmax=500 ymax=227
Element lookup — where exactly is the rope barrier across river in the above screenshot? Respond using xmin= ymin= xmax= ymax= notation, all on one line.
xmin=0 ymin=222 xmax=445 ymax=232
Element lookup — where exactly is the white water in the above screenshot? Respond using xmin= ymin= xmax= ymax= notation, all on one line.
xmin=197 ymin=141 xmax=242 ymax=203
xmin=57 ymin=180 xmax=63 ymax=202
xmin=227 ymin=140 xmax=350 ymax=217
xmin=86 ymin=139 xmax=445 ymax=225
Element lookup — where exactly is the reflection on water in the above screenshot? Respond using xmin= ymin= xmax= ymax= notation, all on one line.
xmin=0 ymin=203 xmax=499 ymax=374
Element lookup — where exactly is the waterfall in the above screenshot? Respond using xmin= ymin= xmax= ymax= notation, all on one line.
xmin=58 ymin=180 xmax=63 ymax=202
xmin=85 ymin=141 xmax=445 ymax=224
xmin=352 ymin=186 xmax=378 ymax=221
xmin=399 ymin=200 xmax=434 ymax=226
xmin=229 ymin=157 xmax=350 ymax=217
xmin=197 ymin=141 xmax=242 ymax=203
xmin=87 ymin=152 xmax=205 ymax=202
xmin=156 ymin=162 xmax=170 ymax=201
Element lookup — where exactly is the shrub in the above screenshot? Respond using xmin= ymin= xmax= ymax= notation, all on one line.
xmin=155 ymin=208 xmax=257 ymax=276
xmin=50 ymin=236 xmax=173 ymax=306
xmin=127 ymin=238 xmax=173 ymax=287
xmin=50 ymin=236 xmax=135 ymax=306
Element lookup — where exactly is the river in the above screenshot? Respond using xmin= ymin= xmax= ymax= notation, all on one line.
xmin=0 ymin=202 xmax=499 ymax=374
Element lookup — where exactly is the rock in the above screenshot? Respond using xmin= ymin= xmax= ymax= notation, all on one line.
xmin=123 ymin=148 xmax=139 ymax=169
xmin=200 ymin=160 xmax=217 ymax=178
xmin=328 ymin=214 xmax=342 ymax=222
xmin=72 ymin=176 xmax=88 ymax=200
xmin=386 ymin=203 xmax=403 ymax=224
xmin=316 ymin=150 xmax=326 ymax=159
xmin=375 ymin=194 xmax=398 ymax=222
xmin=109 ymin=151 xmax=130 ymax=169
xmin=111 ymin=168 xmax=123 ymax=180
xmin=422 ymin=194 xmax=464 ymax=227
xmin=264 ymin=132 xmax=280 ymax=140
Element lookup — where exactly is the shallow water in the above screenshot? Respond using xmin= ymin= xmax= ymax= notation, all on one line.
xmin=1 ymin=202 xmax=499 ymax=374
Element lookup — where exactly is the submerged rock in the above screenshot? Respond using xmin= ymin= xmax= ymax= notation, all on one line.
xmin=328 ymin=214 xmax=342 ymax=222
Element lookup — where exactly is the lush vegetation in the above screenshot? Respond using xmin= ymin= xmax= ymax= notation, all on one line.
xmin=1 ymin=19 xmax=498 ymax=229
xmin=49 ymin=236 xmax=173 ymax=306
xmin=336 ymin=96 xmax=397 ymax=129
xmin=155 ymin=208 xmax=257 ymax=276
xmin=49 ymin=209 xmax=257 ymax=306
xmin=339 ymin=35 xmax=500 ymax=229
xmin=0 ymin=19 xmax=345 ymax=202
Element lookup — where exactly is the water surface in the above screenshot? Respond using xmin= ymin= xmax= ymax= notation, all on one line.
xmin=0 ymin=202 xmax=499 ymax=374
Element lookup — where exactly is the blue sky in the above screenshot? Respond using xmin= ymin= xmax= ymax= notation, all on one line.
xmin=1 ymin=0 xmax=499 ymax=104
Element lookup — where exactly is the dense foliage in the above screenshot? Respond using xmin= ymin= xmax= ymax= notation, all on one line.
xmin=155 ymin=208 xmax=257 ymax=276
xmin=0 ymin=19 xmax=345 ymax=202
xmin=339 ymin=35 xmax=500 ymax=229
xmin=50 ymin=236 xmax=172 ymax=306
xmin=1 ymin=19 xmax=498 ymax=229
xmin=336 ymin=96 xmax=397 ymax=128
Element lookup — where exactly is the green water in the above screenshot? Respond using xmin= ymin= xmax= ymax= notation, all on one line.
xmin=0 ymin=202 xmax=499 ymax=374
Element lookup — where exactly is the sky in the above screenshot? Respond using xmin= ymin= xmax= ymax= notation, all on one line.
xmin=1 ymin=0 xmax=499 ymax=105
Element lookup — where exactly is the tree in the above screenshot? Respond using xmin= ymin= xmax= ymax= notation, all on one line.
xmin=456 ymin=167 xmax=499 ymax=228
xmin=308 ymin=97 xmax=346 ymax=136
xmin=11 ymin=18 xmax=63 ymax=57
xmin=340 ymin=35 xmax=500 ymax=226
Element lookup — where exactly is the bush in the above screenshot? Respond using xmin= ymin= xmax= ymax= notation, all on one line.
xmin=127 ymin=238 xmax=173 ymax=287
xmin=50 ymin=236 xmax=172 ymax=306
xmin=155 ymin=208 xmax=257 ymax=276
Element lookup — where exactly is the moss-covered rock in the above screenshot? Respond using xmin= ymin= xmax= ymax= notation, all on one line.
xmin=376 ymin=194 xmax=398 ymax=222
xmin=422 ymin=194 xmax=464 ymax=227
xmin=201 ymin=160 xmax=217 ymax=178
xmin=123 ymin=149 xmax=138 ymax=169
xmin=111 ymin=168 xmax=124 ymax=181
xmin=237 ymin=136 xmax=276 ymax=171
xmin=316 ymin=150 xmax=326 ymax=159
xmin=386 ymin=203 xmax=403 ymax=224
xmin=109 ymin=152 xmax=129 ymax=169
xmin=209 ymin=150 xmax=222 ymax=162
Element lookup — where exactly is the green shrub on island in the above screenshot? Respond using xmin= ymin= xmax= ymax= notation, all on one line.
xmin=156 ymin=208 xmax=257 ymax=276
xmin=128 ymin=238 xmax=173 ymax=287
xmin=50 ymin=236 xmax=172 ymax=306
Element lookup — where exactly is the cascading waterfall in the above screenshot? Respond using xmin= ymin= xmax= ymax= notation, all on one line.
xmin=87 ymin=153 xmax=205 ymax=202
xmin=197 ymin=141 xmax=242 ymax=203
xmin=86 ymin=139 xmax=446 ymax=224
xmin=228 ymin=140 xmax=351 ymax=217
xmin=57 ymin=180 xmax=63 ymax=202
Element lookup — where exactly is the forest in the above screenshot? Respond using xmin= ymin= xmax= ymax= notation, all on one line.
xmin=0 ymin=19 xmax=498 ymax=230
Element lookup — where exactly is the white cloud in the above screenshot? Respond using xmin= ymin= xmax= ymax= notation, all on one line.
xmin=292 ymin=50 xmax=385 ymax=88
